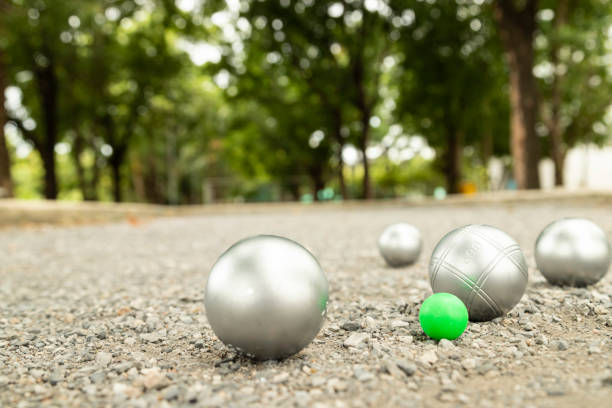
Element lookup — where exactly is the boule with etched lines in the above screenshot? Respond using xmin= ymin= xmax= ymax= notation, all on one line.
xmin=428 ymin=224 xmax=528 ymax=321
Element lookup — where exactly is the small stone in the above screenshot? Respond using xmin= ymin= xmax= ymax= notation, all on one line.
xmin=461 ymin=358 xmax=477 ymax=370
xmin=138 ymin=367 xmax=168 ymax=390
xmin=390 ymin=320 xmax=410 ymax=328
xmin=522 ymin=322 xmax=536 ymax=331
xmin=362 ymin=316 xmax=377 ymax=331
xmin=398 ymin=335 xmax=414 ymax=344
xmin=94 ymin=327 xmax=107 ymax=339
xmin=96 ymin=352 xmax=112 ymax=367
xmin=311 ymin=376 xmax=326 ymax=387
xmin=382 ymin=359 xmax=404 ymax=379
xmin=354 ymin=367 xmax=374 ymax=382
xmin=546 ymin=388 xmax=565 ymax=396
xmin=163 ymin=385 xmax=181 ymax=401
xmin=113 ymin=383 xmax=141 ymax=399
xmin=418 ymin=350 xmax=438 ymax=366
xmin=140 ymin=331 xmax=163 ymax=343
xmin=457 ymin=393 xmax=470 ymax=403
xmin=554 ymin=340 xmax=569 ymax=351
xmin=80 ymin=352 xmax=94 ymax=362
xmin=341 ymin=321 xmax=361 ymax=331
xmin=29 ymin=369 xmax=45 ymax=379
xmin=112 ymin=362 xmax=132 ymax=374
xmin=328 ymin=378 xmax=348 ymax=392
xmin=49 ymin=370 xmax=64 ymax=386
xmin=272 ymin=373 xmax=289 ymax=384
xmin=294 ymin=391 xmax=310 ymax=407
xmin=89 ymin=371 xmax=106 ymax=384
xmin=438 ymin=339 xmax=455 ymax=350
xmin=343 ymin=332 xmax=369 ymax=348
xmin=396 ymin=360 xmax=416 ymax=377
xmin=588 ymin=345 xmax=601 ymax=354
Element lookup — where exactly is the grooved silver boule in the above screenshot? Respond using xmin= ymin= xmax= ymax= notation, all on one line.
xmin=428 ymin=224 xmax=528 ymax=322
xmin=378 ymin=223 xmax=422 ymax=267
xmin=205 ymin=235 xmax=329 ymax=360
xmin=535 ymin=218 xmax=611 ymax=287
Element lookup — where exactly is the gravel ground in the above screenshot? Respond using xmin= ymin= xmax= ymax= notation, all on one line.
xmin=1 ymin=202 xmax=611 ymax=407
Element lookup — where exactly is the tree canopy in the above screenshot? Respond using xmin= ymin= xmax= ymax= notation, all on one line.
xmin=1 ymin=0 xmax=611 ymax=202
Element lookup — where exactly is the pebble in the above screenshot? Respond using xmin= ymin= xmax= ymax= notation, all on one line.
xmin=396 ymin=360 xmax=417 ymax=377
xmin=89 ymin=371 xmax=106 ymax=384
xmin=96 ymin=352 xmax=113 ymax=367
xmin=554 ymin=340 xmax=570 ymax=351
xmin=162 ymin=385 xmax=181 ymax=401
xmin=382 ymin=359 xmax=405 ymax=379
xmin=272 ymin=373 xmax=289 ymax=384
xmin=418 ymin=350 xmax=438 ymax=366
xmin=461 ymin=359 xmax=477 ymax=370
xmin=353 ymin=367 xmax=374 ymax=382
xmin=438 ymin=339 xmax=455 ymax=350
xmin=343 ymin=332 xmax=369 ymax=348
xmin=48 ymin=370 xmax=64 ymax=386
xmin=341 ymin=321 xmax=361 ymax=331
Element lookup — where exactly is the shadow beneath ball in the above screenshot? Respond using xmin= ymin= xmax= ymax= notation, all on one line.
xmin=383 ymin=259 xmax=419 ymax=269
xmin=213 ymin=349 xmax=304 ymax=372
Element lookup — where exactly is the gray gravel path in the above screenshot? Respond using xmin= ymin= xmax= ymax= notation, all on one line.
xmin=1 ymin=202 xmax=611 ymax=407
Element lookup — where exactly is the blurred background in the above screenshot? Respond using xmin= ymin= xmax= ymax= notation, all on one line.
xmin=0 ymin=0 xmax=611 ymax=205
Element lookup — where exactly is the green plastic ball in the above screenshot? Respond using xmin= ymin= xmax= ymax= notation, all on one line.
xmin=419 ymin=293 xmax=468 ymax=340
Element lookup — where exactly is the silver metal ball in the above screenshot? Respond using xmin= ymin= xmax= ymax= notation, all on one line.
xmin=378 ymin=223 xmax=422 ymax=267
xmin=429 ymin=224 xmax=528 ymax=322
xmin=535 ymin=218 xmax=611 ymax=287
xmin=205 ymin=235 xmax=329 ymax=360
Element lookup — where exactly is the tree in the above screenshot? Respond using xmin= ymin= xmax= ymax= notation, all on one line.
xmin=0 ymin=51 xmax=13 ymax=198
xmin=536 ymin=0 xmax=612 ymax=185
xmin=1 ymin=0 xmax=75 ymax=199
xmin=231 ymin=0 xmax=394 ymax=199
xmin=494 ymin=0 xmax=541 ymax=189
xmin=395 ymin=1 xmax=510 ymax=193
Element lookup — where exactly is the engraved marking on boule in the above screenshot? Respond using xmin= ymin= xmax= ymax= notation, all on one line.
xmin=431 ymin=257 xmax=502 ymax=317
xmin=430 ymin=225 xmax=473 ymax=287
xmin=463 ymin=240 xmax=482 ymax=264
xmin=469 ymin=228 xmax=527 ymax=279
xmin=465 ymin=244 xmax=522 ymax=313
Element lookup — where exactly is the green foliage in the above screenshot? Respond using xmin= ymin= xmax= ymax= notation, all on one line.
xmin=1 ymin=0 xmax=611 ymax=203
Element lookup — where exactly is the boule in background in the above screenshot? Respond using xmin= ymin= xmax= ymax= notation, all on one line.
xmin=205 ymin=235 xmax=329 ymax=360
xmin=535 ymin=218 xmax=611 ymax=287
xmin=429 ymin=224 xmax=528 ymax=321
xmin=378 ymin=223 xmax=423 ymax=267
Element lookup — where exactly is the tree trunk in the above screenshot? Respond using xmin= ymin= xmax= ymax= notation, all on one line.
xmin=71 ymin=130 xmax=98 ymax=201
xmin=109 ymin=148 xmax=125 ymax=203
xmin=352 ymin=7 xmax=374 ymax=199
xmin=549 ymin=0 xmax=569 ymax=186
xmin=0 ymin=53 xmax=13 ymax=198
xmin=311 ymin=168 xmax=325 ymax=201
xmin=111 ymin=158 xmax=122 ymax=203
xmin=494 ymin=0 xmax=540 ymax=189
xmin=35 ymin=57 xmax=59 ymax=199
xmin=444 ymin=128 xmax=463 ymax=194
xmin=358 ymin=121 xmax=372 ymax=199
xmin=283 ymin=181 xmax=299 ymax=202
xmin=331 ymin=109 xmax=348 ymax=200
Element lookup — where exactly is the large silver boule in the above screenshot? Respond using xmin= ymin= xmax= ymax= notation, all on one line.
xmin=205 ymin=235 xmax=329 ymax=360
xmin=535 ymin=218 xmax=611 ymax=287
xmin=378 ymin=223 xmax=422 ymax=267
xmin=429 ymin=224 xmax=528 ymax=322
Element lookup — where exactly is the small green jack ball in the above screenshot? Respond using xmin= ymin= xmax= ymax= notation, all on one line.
xmin=419 ymin=293 xmax=468 ymax=340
